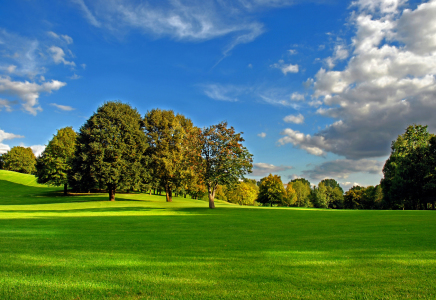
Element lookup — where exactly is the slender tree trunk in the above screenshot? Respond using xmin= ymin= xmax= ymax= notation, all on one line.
xmin=208 ymin=185 xmax=216 ymax=209
xmin=64 ymin=183 xmax=68 ymax=196
xmin=165 ymin=184 xmax=172 ymax=202
xmin=109 ymin=185 xmax=116 ymax=201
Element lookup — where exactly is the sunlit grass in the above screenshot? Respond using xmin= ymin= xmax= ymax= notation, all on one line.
xmin=0 ymin=171 xmax=435 ymax=299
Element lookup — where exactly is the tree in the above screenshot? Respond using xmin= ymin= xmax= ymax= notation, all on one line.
xmin=344 ymin=186 xmax=364 ymax=209
xmin=320 ymin=178 xmax=344 ymax=194
xmin=36 ymin=127 xmax=77 ymax=195
xmin=144 ymin=109 xmax=195 ymax=202
xmin=187 ymin=122 xmax=253 ymax=209
xmin=257 ymin=174 xmax=286 ymax=207
xmin=69 ymin=101 xmax=148 ymax=201
xmin=284 ymin=183 xmax=298 ymax=206
xmin=227 ymin=180 xmax=259 ymax=205
xmin=289 ymin=179 xmax=312 ymax=207
xmin=310 ymin=182 xmax=329 ymax=208
xmin=381 ymin=124 xmax=433 ymax=209
xmin=1 ymin=146 xmax=36 ymax=174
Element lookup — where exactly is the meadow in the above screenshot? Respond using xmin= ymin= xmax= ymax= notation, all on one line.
xmin=0 ymin=170 xmax=435 ymax=299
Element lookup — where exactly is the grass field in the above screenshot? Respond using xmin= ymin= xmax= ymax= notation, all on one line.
xmin=0 ymin=170 xmax=435 ymax=299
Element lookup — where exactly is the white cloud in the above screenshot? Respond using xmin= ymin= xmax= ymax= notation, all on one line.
xmin=0 ymin=76 xmax=66 ymax=115
xmin=49 ymin=46 xmax=76 ymax=67
xmin=288 ymin=49 xmax=297 ymax=55
xmin=252 ymin=162 xmax=293 ymax=176
xmin=0 ymin=129 xmax=24 ymax=154
xmin=69 ymin=73 xmax=81 ymax=80
xmin=271 ymin=59 xmax=299 ymax=74
xmin=30 ymin=145 xmax=46 ymax=157
xmin=81 ymin=63 xmax=87 ymax=69
xmin=257 ymin=132 xmax=266 ymax=138
xmin=278 ymin=128 xmax=326 ymax=156
xmin=292 ymin=0 xmax=436 ymax=159
xmin=0 ymin=98 xmax=17 ymax=112
xmin=283 ymin=113 xmax=304 ymax=124
xmin=290 ymin=92 xmax=305 ymax=101
xmin=341 ymin=181 xmax=362 ymax=191
xmin=48 ymin=31 xmax=74 ymax=45
xmin=7 ymin=65 xmax=16 ymax=73
xmin=71 ymin=0 xmax=101 ymax=27
xmin=202 ymin=84 xmax=246 ymax=101
xmin=302 ymin=158 xmax=384 ymax=180
xmin=50 ymin=103 xmax=75 ymax=111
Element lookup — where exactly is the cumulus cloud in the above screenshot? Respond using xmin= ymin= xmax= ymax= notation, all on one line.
xmin=283 ymin=113 xmax=304 ymax=124
xmin=271 ymin=60 xmax=299 ymax=74
xmin=50 ymin=103 xmax=75 ymax=111
xmin=341 ymin=181 xmax=362 ymax=191
xmin=289 ymin=0 xmax=436 ymax=159
xmin=301 ymin=158 xmax=384 ymax=180
xmin=278 ymin=128 xmax=326 ymax=156
xmin=0 ymin=129 xmax=24 ymax=154
xmin=0 ymin=76 xmax=66 ymax=115
xmin=252 ymin=162 xmax=293 ymax=176
xmin=257 ymin=132 xmax=266 ymax=138
xmin=30 ymin=145 xmax=46 ymax=157
xmin=49 ymin=46 xmax=76 ymax=67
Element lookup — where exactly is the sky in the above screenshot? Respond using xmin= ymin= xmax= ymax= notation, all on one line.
xmin=0 ymin=0 xmax=435 ymax=190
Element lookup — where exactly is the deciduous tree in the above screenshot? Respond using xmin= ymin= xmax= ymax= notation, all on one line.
xmin=1 ymin=146 xmax=36 ymax=174
xmin=69 ymin=101 xmax=148 ymax=201
xmin=187 ymin=122 xmax=253 ymax=208
xmin=36 ymin=127 xmax=77 ymax=195
xmin=257 ymin=174 xmax=286 ymax=207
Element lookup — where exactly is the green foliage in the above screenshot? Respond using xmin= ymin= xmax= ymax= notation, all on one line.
xmin=187 ymin=122 xmax=253 ymax=208
xmin=284 ymin=183 xmax=298 ymax=206
xmin=381 ymin=124 xmax=434 ymax=209
xmin=36 ymin=127 xmax=77 ymax=193
xmin=1 ymin=146 xmax=36 ymax=174
xmin=144 ymin=109 xmax=195 ymax=202
xmin=289 ymin=179 xmax=312 ymax=207
xmin=257 ymin=174 xmax=286 ymax=206
xmin=310 ymin=182 xmax=329 ymax=208
xmin=320 ymin=178 xmax=344 ymax=194
xmin=226 ymin=180 xmax=259 ymax=205
xmin=69 ymin=101 xmax=148 ymax=200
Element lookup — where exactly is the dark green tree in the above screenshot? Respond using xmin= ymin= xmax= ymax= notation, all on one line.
xmin=1 ymin=146 xmax=36 ymax=174
xmin=381 ymin=124 xmax=433 ymax=209
xmin=187 ymin=122 xmax=253 ymax=209
xmin=69 ymin=101 xmax=148 ymax=201
xmin=36 ymin=127 xmax=77 ymax=195
xmin=257 ymin=174 xmax=286 ymax=207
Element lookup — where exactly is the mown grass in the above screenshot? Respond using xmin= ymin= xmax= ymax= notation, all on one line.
xmin=0 ymin=170 xmax=435 ymax=299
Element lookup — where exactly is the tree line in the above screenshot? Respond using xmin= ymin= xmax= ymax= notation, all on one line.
xmin=0 ymin=101 xmax=253 ymax=209
xmin=1 ymin=104 xmax=435 ymax=210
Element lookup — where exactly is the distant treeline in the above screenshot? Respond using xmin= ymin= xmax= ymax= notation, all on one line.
xmin=0 ymin=102 xmax=434 ymax=210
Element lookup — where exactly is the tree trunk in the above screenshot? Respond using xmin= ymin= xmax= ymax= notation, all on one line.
xmin=64 ymin=183 xmax=68 ymax=196
xmin=208 ymin=185 xmax=216 ymax=209
xmin=165 ymin=184 xmax=172 ymax=202
xmin=109 ymin=185 xmax=116 ymax=201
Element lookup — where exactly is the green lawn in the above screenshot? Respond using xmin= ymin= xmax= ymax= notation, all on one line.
xmin=0 ymin=170 xmax=435 ymax=299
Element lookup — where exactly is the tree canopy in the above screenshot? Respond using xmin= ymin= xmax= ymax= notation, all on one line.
xmin=187 ymin=122 xmax=253 ymax=208
xmin=69 ymin=101 xmax=148 ymax=201
xmin=144 ymin=109 xmax=195 ymax=202
xmin=257 ymin=174 xmax=286 ymax=207
xmin=36 ymin=127 xmax=77 ymax=195
xmin=1 ymin=146 xmax=36 ymax=174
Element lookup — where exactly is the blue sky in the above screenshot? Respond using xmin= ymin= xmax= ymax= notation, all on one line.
xmin=1 ymin=0 xmax=435 ymax=190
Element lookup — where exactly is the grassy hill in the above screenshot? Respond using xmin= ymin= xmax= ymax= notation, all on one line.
xmin=0 ymin=171 xmax=435 ymax=299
